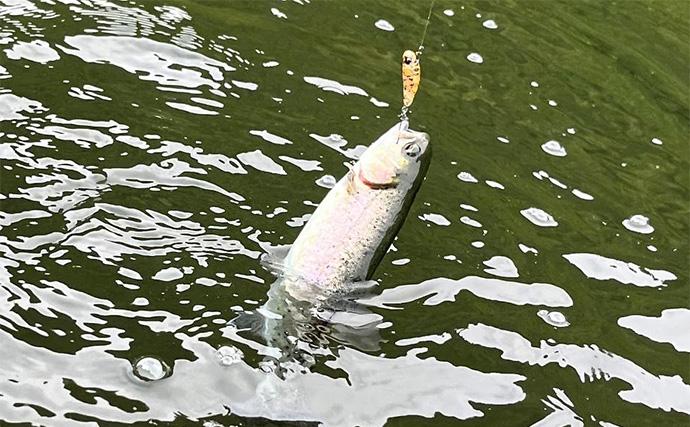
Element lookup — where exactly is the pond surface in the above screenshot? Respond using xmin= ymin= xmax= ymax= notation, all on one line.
xmin=0 ymin=1 xmax=688 ymax=426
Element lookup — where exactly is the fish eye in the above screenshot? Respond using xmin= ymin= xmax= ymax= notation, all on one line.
xmin=403 ymin=142 xmax=421 ymax=158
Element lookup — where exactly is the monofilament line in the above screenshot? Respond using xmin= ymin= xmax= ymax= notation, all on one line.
xmin=417 ymin=0 xmax=435 ymax=55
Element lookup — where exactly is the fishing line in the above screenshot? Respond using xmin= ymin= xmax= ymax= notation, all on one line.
xmin=416 ymin=0 xmax=435 ymax=57
xmin=398 ymin=0 xmax=435 ymax=126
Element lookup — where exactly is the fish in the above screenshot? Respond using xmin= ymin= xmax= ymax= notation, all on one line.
xmin=232 ymin=121 xmax=431 ymax=373
xmin=282 ymin=120 xmax=431 ymax=300
xmin=402 ymin=50 xmax=421 ymax=108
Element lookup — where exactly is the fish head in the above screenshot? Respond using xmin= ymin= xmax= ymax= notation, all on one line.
xmin=356 ymin=120 xmax=431 ymax=188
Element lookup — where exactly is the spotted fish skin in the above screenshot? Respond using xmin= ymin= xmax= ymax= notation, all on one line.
xmin=283 ymin=121 xmax=431 ymax=300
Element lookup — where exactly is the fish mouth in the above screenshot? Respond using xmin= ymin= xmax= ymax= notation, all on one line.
xmin=399 ymin=127 xmax=430 ymax=153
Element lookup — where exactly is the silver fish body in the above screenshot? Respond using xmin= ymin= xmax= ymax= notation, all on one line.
xmin=283 ymin=121 xmax=431 ymax=300
xmin=232 ymin=121 xmax=431 ymax=372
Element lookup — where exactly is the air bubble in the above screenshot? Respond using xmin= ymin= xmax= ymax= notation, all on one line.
xmin=466 ymin=53 xmax=484 ymax=64
xmin=622 ymin=215 xmax=654 ymax=234
xmin=521 ymin=207 xmax=558 ymax=227
xmin=457 ymin=172 xmax=478 ymax=183
xmin=259 ymin=360 xmax=276 ymax=374
xmin=541 ymin=140 xmax=567 ymax=157
xmin=538 ymin=310 xmax=570 ymax=327
xmin=482 ymin=19 xmax=498 ymax=29
xmin=217 ymin=345 xmax=244 ymax=366
xmin=375 ymin=19 xmax=395 ymax=32
xmin=133 ymin=357 xmax=169 ymax=381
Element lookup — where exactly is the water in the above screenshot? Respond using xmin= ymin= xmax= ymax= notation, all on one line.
xmin=0 ymin=0 xmax=688 ymax=426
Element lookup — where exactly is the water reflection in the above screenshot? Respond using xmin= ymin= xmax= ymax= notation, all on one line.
xmin=459 ymin=323 xmax=690 ymax=414
xmin=0 ymin=0 xmax=687 ymax=425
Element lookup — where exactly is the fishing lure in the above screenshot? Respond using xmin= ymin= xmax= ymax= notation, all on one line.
xmin=402 ymin=49 xmax=421 ymax=108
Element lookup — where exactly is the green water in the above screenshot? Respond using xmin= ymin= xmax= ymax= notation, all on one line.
xmin=0 ymin=0 xmax=688 ymax=426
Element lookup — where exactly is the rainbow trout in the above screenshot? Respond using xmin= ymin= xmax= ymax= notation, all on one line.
xmin=282 ymin=120 xmax=431 ymax=300
xmin=233 ymin=121 xmax=431 ymax=372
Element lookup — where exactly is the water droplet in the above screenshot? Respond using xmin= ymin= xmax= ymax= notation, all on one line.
xmin=443 ymin=9 xmax=455 ymax=16
xmin=375 ymin=19 xmax=395 ymax=31
xmin=457 ymin=172 xmax=478 ymax=183
xmin=133 ymin=357 xmax=169 ymax=381
xmin=651 ymin=137 xmax=663 ymax=145
xmin=538 ymin=310 xmax=570 ymax=327
xmin=471 ymin=241 xmax=485 ymax=248
xmin=541 ymin=140 xmax=567 ymax=157
xmin=521 ymin=207 xmax=558 ymax=227
xmin=217 ymin=345 xmax=244 ymax=366
xmin=622 ymin=215 xmax=654 ymax=234
xmin=647 ymin=245 xmax=657 ymax=252
xmin=530 ymin=81 xmax=539 ymax=87
xmin=482 ymin=19 xmax=498 ymax=29
xmin=467 ymin=52 xmax=484 ymax=64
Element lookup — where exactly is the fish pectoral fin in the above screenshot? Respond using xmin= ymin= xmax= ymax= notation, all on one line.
xmin=347 ymin=169 xmax=357 ymax=194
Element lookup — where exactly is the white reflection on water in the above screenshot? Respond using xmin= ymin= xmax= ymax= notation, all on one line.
xmin=237 ymin=149 xmax=287 ymax=175
xmin=58 ymin=36 xmax=234 ymax=111
xmin=531 ymin=388 xmax=584 ymax=427
xmin=362 ymin=276 xmax=572 ymax=308
xmin=0 ymin=320 xmax=526 ymax=426
xmin=483 ymin=256 xmax=519 ymax=278
xmin=4 ymin=39 xmax=60 ymax=63
xmin=303 ymin=75 xmax=368 ymax=96
xmin=418 ymin=212 xmax=451 ymax=226
xmin=618 ymin=309 xmax=690 ymax=352
xmin=564 ymin=253 xmax=677 ymax=288
xmin=459 ymin=323 xmax=690 ymax=415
